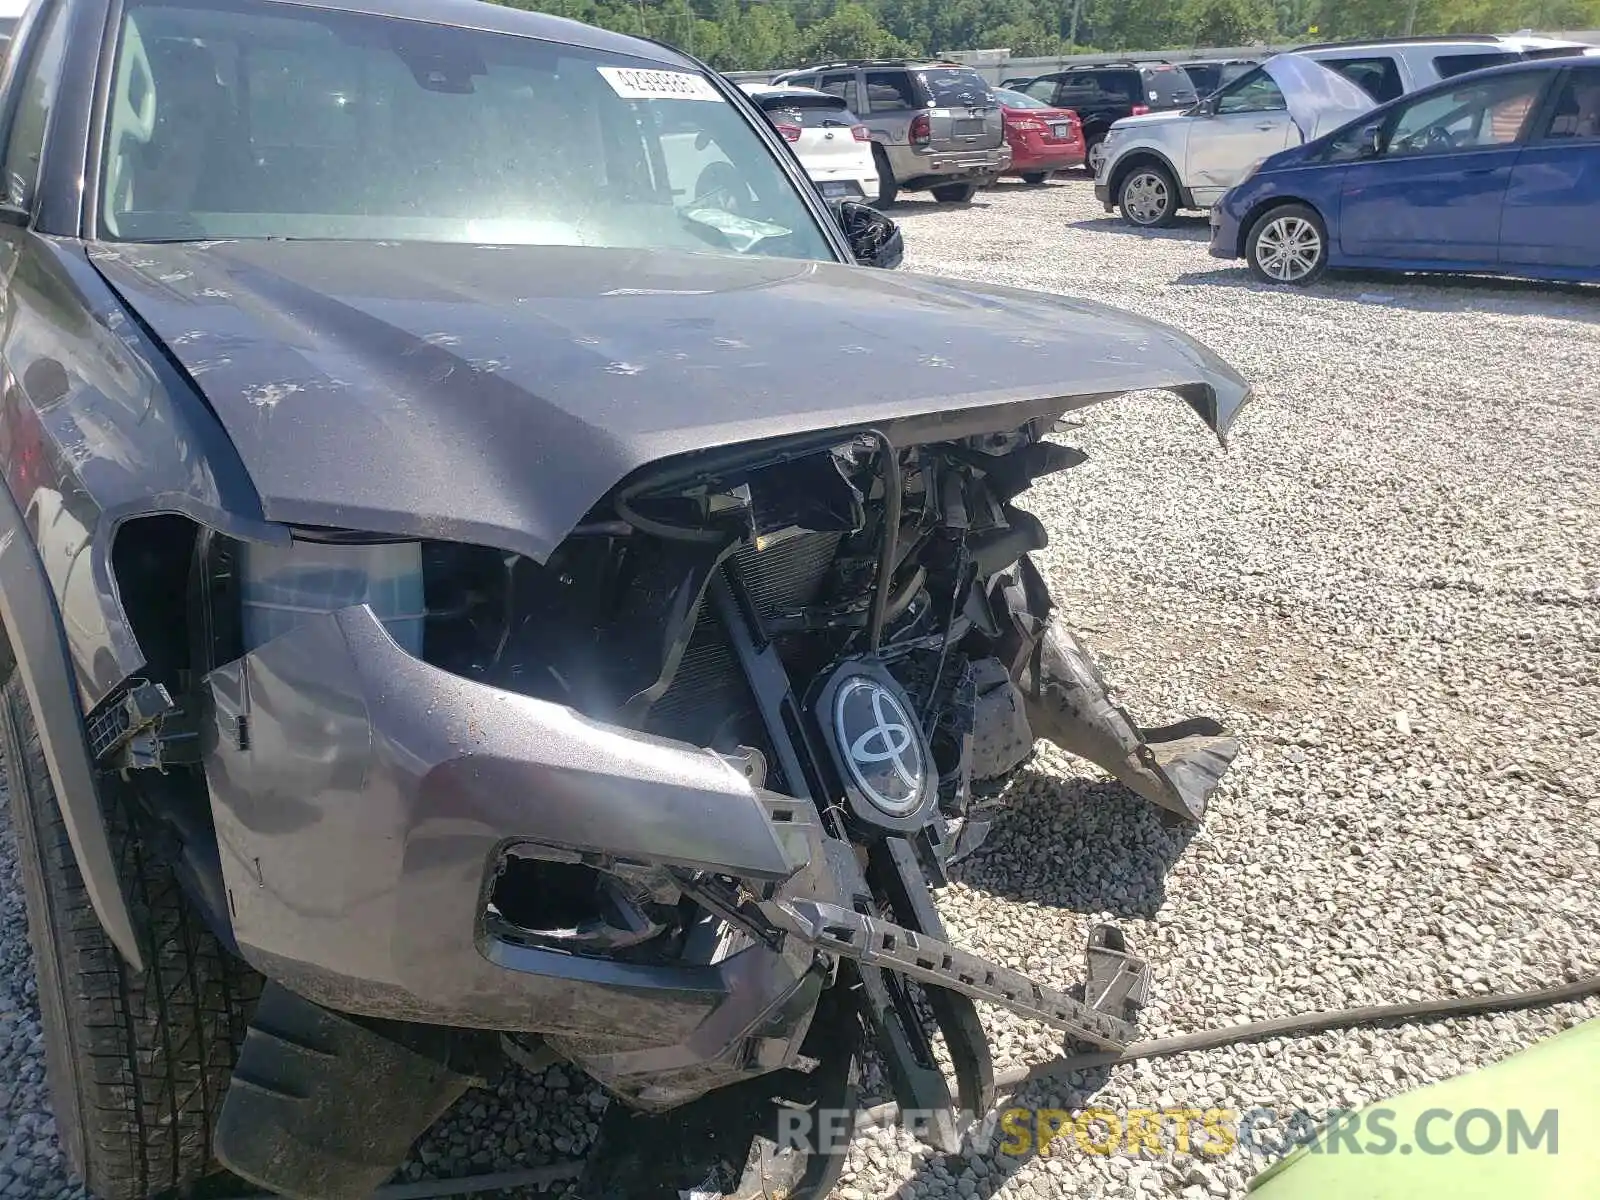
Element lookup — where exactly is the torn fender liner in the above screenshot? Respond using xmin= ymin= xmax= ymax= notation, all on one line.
xmin=91 ymin=241 xmax=1251 ymax=563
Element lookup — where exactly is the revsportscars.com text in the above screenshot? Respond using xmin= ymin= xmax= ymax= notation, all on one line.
xmin=778 ymin=1105 xmax=1560 ymax=1159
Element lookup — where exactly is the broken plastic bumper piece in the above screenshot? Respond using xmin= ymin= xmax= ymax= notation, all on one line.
xmin=1021 ymin=621 xmax=1239 ymax=821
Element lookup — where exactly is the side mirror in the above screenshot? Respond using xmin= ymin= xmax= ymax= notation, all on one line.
xmin=1359 ymin=123 xmax=1382 ymax=158
xmin=832 ymin=199 xmax=903 ymax=269
xmin=1195 ymin=96 xmax=1216 ymax=117
xmin=0 ymin=200 xmax=29 ymax=228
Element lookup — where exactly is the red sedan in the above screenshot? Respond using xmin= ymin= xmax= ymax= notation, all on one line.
xmin=993 ymin=87 xmax=1085 ymax=182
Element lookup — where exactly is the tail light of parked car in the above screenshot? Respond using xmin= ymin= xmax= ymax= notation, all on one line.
xmin=910 ymin=112 xmax=931 ymax=146
xmin=775 ymin=122 xmax=802 ymax=142
xmin=1131 ymin=104 xmax=1151 ymax=116
xmin=852 ymin=124 xmax=871 ymax=142
xmin=1009 ymin=116 xmax=1050 ymax=134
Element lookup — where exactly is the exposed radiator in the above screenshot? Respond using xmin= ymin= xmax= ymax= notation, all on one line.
xmin=734 ymin=532 xmax=843 ymax=620
xmin=645 ymin=532 xmax=842 ymax=753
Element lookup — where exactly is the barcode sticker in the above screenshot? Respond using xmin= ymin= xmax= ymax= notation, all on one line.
xmin=598 ymin=66 xmax=722 ymax=102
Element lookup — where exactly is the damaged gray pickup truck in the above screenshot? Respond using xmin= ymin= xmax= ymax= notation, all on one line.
xmin=0 ymin=0 xmax=1248 ymax=1196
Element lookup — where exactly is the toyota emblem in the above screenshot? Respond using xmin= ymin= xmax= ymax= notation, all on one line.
xmin=832 ymin=675 xmax=925 ymax=816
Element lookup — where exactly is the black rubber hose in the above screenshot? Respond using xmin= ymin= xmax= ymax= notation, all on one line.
xmin=865 ymin=429 xmax=901 ymax=655
xmin=858 ymin=972 xmax=1600 ymax=1125
xmin=1008 ymin=972 xmax=1600 ymax=1086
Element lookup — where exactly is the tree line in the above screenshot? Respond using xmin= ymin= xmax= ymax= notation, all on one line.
xmin=492 ymin=0 xmax=1600 ymax=70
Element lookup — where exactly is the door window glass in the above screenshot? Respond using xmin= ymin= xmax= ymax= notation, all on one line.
xmin=1051 ymin=74 xmax=1099 ymax=107
xmin=1094 ymin=71 xmax=1139 ymax=102
xmin=1215 ymin=68 xmax=1287 ymax=114
xmin=1383 ymin=74 xmax=1545 ymax=156
xmin=1543 ymin=68 xmax=1600 ymax=140
xmin=1322 ymin=56 xmax=1404 ymax=103
xmin=862 ymin=70 xmax=915 ymax=112
xmin=816 ymin=72 xmax=860 ymax=114
xmin=2 ymin=0 xmax=69 ymax=211
xmin=1434 ymin=52 xmax=1519 ymax=80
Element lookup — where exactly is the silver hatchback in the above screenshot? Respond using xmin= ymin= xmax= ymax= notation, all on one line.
xmin=772 ymin=60 xmax=1009 ymax=204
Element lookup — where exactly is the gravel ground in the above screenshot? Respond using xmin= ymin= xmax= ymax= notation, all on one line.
xmin=3 ymin=175 xmax=1598 ymax=1200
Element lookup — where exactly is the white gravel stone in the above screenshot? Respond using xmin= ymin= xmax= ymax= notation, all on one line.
xmin=1 ymin=177 xmax=1596 ymax=1200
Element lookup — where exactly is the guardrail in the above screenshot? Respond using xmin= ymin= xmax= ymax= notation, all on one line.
xmin=724 ymin=31 xmax=1600 ymax=86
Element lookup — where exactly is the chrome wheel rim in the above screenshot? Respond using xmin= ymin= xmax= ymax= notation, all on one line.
xmin=1087 ymin=140 xmax=1106 ymax=173
xmin=1255 ymin=215 xmax=1323 ymax=281
xmin=1122 ymin=171 xmax=1170 ymax=225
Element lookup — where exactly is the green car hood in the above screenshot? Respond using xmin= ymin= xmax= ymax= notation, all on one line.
xmin=1250 ymin=1017 xmax=1598 ymax=1198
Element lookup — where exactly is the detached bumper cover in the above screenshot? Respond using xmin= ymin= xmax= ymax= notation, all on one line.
xmin=203 ymin=602 xmax=820 ymax=1101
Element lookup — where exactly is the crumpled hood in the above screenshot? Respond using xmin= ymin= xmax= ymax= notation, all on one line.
xmin=1263 ymin=53 xmax=1378 ymax=141
xmin=89 ymin=241 xmax=1249 ymax=562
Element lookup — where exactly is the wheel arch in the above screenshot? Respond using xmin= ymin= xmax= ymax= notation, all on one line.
xmin=1107 ymin=148 xmax=1182 ymax=204
xmin=0 ymin=477 xmax=144 ymax=970
xmin=1238 ymin=194 xmax=1326 ymax=259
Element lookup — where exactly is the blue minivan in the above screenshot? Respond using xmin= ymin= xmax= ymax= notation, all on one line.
xmin=1209 ymin=56 xmax=1600 ymax=285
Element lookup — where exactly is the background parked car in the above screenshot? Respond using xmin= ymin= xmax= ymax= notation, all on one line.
xmin=1096 ymin=54 xmax=1377 ymax=227
xmin=1011 ymin=61 xmax=1200 ymax=174
xmin=1293 ymin=32 xmax=1594 ymax=103
xmin=1179 ymin=58 xmax=1259 ymax=97
xmin=771 ymin=59 xmax=1007 ymax=204
xmin=1210 ymin=58 xmax=1600 ymax=285
xmin=992 ymin=86 xmax=1085 ymax=181
xmin=741 ymin=84 xmax=879 ymax=202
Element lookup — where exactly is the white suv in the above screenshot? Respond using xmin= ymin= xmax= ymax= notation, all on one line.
xmin=1095 ymin=34 xmax=1593 ymax=227
xmin=1295 ymin=33 xmax=1594 ymax=103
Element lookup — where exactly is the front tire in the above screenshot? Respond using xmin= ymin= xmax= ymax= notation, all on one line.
xmin=1246 ymin=203 xmax=1329 ymax=285
xmin=1117 ymin=162 xmax=1179 ymax=228
xmin=1 ymin=675 xmax=261 ymax=1200
xmin=1021 ymin=171 xmax=1049 ymax=185
xmin=931 ymin=182 xmax=977 ymax=204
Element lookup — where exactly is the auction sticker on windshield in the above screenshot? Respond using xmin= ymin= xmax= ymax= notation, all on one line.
xmin=599 ymin=66 xmax=722 ymax=101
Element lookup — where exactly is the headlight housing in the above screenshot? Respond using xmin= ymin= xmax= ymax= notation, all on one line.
xmin=237 ymin=532 xmax=425 ymax=656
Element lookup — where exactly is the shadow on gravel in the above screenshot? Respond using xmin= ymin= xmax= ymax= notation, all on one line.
xmin=881 ymin=1059 xmax=1126 ymax=1200
xmin=1068 ymin=215 xmax=1211 ymax=243
xmin=879 ymin=759 xmax=1187 ymax=1200
xmin=1173 ymin=264 xmax=1600 ymax=320
xmin=951 ymin=762 xmax=1196 ymax=921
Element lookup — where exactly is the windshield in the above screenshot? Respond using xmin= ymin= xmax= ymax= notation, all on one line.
xmin=917 ymin=68 xmax=994 ymax=107
xmin=99 ymin=0 xmax=835 ymax=260
xmin=994 ymin=87 xmax=1051 ymax=109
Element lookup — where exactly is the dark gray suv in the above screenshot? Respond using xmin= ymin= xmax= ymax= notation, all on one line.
xmin=0 ymin=1 xmax=1247 ymax=1197
xmin=773 ymin=59 xmax=1009 ymax=204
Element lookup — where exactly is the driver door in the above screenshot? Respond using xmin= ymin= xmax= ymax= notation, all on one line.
xmin=1337 ymin=71 xmax=1550 ymax=263
xmin=1186 ymin=68 xmax=1297 ymax=200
